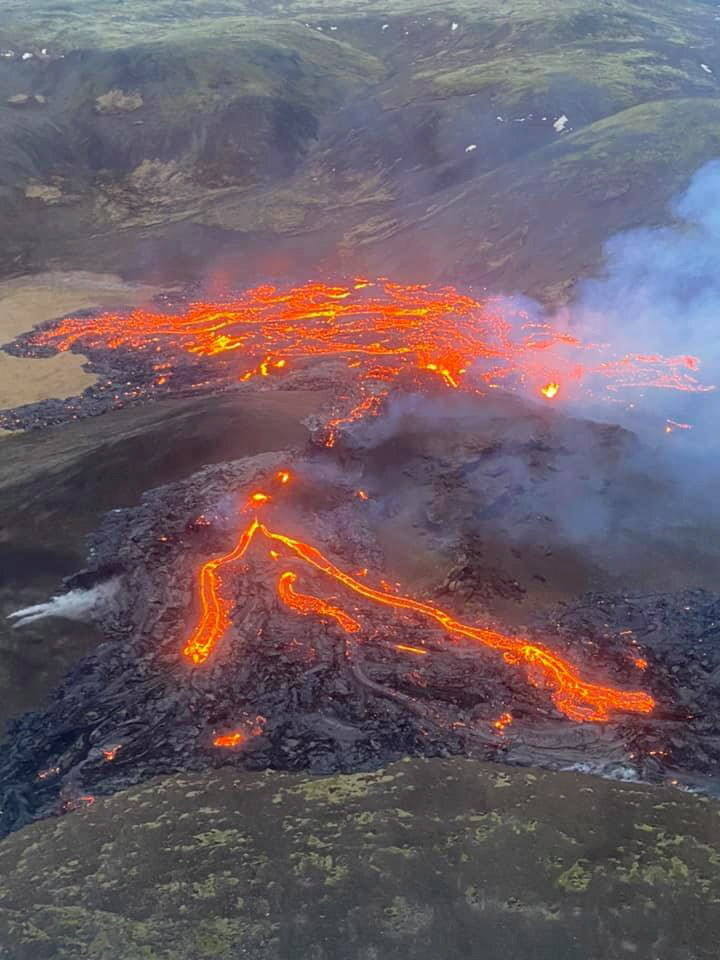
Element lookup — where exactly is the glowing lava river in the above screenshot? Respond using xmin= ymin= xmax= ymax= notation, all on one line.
xmin=2 ymin=275 xmax=720 ymax=839
xmin=185 ymin=507 xmax=654 ymax=724
xmin=26 ymin=278 xmax=706 ymax=396
xmin=5 ymin=277 xmax=709 ymax=435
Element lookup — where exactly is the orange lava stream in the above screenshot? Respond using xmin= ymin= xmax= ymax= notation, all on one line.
xmin=182 ymin=519 xmax=261 ymax=666
xmin=183 ymin=519 xmax=656 ymax=724
xmin=395 ymin=643 xmax=429 ymax=656
xmin=213 ymin=731 xmax=247 ymax=748
xmin=31 ymin=279 xmax=711 ymax=405
xmin=277 ymin=570 xmax=361 ymax=633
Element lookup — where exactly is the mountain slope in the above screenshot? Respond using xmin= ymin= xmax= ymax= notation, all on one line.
xmin=2 ymin=0 xmax=720 ymax=299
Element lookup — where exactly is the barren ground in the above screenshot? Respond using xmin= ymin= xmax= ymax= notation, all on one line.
xmin=0 ymin=272 xmax=160 ymax=430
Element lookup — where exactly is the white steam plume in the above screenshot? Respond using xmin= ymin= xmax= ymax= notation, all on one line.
xmin=7 ymin=579 xmax=121 ymax=629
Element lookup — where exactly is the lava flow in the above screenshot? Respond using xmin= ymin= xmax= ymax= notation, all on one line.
xmin=29 ymin=279 xmax=711 ymax=415
xmin=183 ymin=509 xmax=655 ymax=725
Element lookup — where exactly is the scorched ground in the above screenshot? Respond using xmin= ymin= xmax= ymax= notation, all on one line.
xmin=0 ymin=279 xmax=718 ymax=837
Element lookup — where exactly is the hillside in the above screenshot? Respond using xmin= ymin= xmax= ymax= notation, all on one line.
xmin=2 ymin=0 xmax=720 ymax=300
xmin=1 ymin=758 xmax=719 ymax=959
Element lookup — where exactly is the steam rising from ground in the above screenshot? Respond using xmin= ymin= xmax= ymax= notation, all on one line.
xmin=8 ymin=580 xmax=121 ymax=628
xmin=350 ymin=162 xmax=720 ymax=573
xmin=7 ymin=165 xmax=720 ymax=632
xmin=553 ymin=160 xmax=720 ymax=549
xmin=566 ymin=160 xmax=720 ymax=440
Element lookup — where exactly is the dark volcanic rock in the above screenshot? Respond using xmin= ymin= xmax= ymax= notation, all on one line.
xmin=2 ymin=443 xmax=720 ymax=840
xmin=0 ymin=388 xmax=329 ymax=729
xmin=0 ymin=758 xmax=719 ymax=960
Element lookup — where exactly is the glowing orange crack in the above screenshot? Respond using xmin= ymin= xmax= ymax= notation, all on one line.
xmin=30 ymin=280 xmax=711 ymax=410
xmin=395 ymin=643 xmax=429 ymax=656
xmin=213 ymin=731 xmax=247 ymax=748
xmin=278 ymin=570 xmax=361 ymax=633
xmin=183 ymin=519 xmax=656 ymax=724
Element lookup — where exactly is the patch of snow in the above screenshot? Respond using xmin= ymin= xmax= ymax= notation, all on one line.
xmin=553 ymin=114 xmax=569 ymax=132
xmin=465 ymin=144 xmax=477 ymax=153
xmin=701 ymin=63 xmax=713 ymax=74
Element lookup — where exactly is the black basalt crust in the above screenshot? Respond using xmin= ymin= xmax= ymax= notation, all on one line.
xmin=1 ymin=443 xmax=719 ymax=841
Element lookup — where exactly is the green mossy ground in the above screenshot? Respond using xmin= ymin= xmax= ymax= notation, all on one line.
xmin=423 ymin=48 xmax=710 ymax=108
xmin=0 ymin=758 xmax=718 ymax=959
xmin=2 ymin=0 xmax=720 ymax=298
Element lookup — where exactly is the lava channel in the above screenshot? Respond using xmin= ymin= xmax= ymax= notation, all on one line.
xmin=183 ymin=514 xmax=655 ymax=724
xmin=28 ymin=279 xmax=712 ymax=417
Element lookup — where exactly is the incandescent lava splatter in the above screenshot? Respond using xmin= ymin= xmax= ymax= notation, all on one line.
xmin=493 ymin=712 xmax=513 ymax=732
xmin=540 ymin=382 xmax=560 ymax=399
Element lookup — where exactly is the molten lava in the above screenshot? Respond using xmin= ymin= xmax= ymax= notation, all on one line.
xmin=213 ymin=716 xmax=266 ymax=748
xmin=278 ymin=570 xmax=361 ymax=633
xmin=492 ymin=712 xmax=513 ymax=731
xmin=213 ymin=731 xmax=247 ymax=748
xmin=540 ymin=382 xmax=560 ymax=399
xmin=395 ymin=643 xmax=429 ymax=656
xmin=29 ymin=278 xmax=686 ymax=729
xmin=183 ymin=514 xmax=656 ymax=724
xmin=30 ymin=280 xmax=711 ymax=427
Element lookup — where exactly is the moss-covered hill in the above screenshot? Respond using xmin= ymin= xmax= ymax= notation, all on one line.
xmin=0 ymin=757 xmax=718 ymax=959
xmin=3 ymin=0 xmax=720 ymax=300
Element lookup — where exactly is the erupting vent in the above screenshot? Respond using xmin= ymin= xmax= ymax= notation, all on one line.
xmin=6 ymin=274 xmax=719 ymax=841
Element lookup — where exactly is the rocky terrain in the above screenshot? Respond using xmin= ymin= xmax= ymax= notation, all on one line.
xmin=1 ymin=758 xmax=719 ymax=960
xmin=2 ymin=1 xmax=720 ymax=957
xmin=2 ymin=1 xmax=720 ymax=301
xmin=0 ymin=384 xmax=331 ymax=728
xmin=3 ymin=392 xmax=720 ymax=843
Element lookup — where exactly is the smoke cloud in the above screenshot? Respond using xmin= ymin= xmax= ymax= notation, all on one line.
xmin=7 ymin=579 xmax=121 ymax=629
xmin=563 ymin=159 xmax=720 ymax=443
xmin=355 ymin=162 xmax=720 ymax=587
